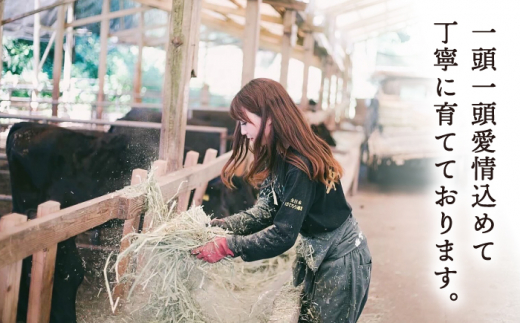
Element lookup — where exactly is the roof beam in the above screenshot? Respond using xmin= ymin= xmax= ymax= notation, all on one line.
xmin=66 ymin=6 xmax=149 ymax=28
xmin=263 ymin=0 xmax=307 ymax=11
xmin=203 ymin=2 xmax=282 ymax=24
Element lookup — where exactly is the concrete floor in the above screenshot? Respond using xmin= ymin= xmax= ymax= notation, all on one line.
xmin=354 ymin=167 xmax=520 ymax=323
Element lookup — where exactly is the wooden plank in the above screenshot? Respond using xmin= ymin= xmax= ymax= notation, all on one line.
xmin=300 ymin=31 xmax=313 ymax=109
xmin=113 ymin=168 xmax=148 ymax=306
xmin=280 ymin=10 xmax=295 ymax=89
xmin=51 ymin=4 xmax=65 ymax=117
xmin=32 ymin=0 xmax=41 ymax=100
xmin=176 ymin=151 xmax=199 ymax=212
xmin=0 ymin=152 xmax=231 ymax=268
xmin=62 ymin=3 xmax=74 ymax=105
xmin=203 ymin=2 xmax=282 ymax=24
xmin=96 ymin=0 xmax=110 ymax=120
xmin=66 ymin=7 xmax=149 ymax=28
xmin=159 ymin=0 xmax=202 ymax=172
xmin=241 ymin=0 xmax=262 ymax=87
xmin=38 ymin=32 xmax=55 ymax=71
xmin=1 ymin=0 xmax=75 ymax=26
xmin=0 ymin=213 xmax=27 ymax=323
xmin=189 ymin=0 xmax=202 ymax=78
xmin=263 ymin=0 xmax=306 ymax=11
xmin=192 ymin=149 xmax=218 ymax=207
xmin=133 ymin=12 xmax=144 ymax=103
xmin=27 ymin=201 xmax=60 ymax=323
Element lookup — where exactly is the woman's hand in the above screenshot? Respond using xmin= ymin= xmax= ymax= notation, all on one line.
xmin=210 ymin=218 xmax=230 ymax=230
xmin=191 ymin=237 xmax=234 ymax=263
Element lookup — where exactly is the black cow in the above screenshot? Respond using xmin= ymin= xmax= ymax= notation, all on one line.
xmin=311 ymin=123 xmax=336 ymax=147
xmin=6 ymin=122 xmax=157 ymax=323
xmin=6 ymin=121 xmax=257 ymax=322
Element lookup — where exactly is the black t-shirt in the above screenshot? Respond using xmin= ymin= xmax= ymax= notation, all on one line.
xmin=225 ymin=154 xmax=352 ymax=261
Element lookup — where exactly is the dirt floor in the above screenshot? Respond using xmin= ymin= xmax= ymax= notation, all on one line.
xmin=355 ymin=165 xmax=520 ymax=323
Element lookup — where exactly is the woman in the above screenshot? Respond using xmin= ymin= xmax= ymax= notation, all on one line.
xmin=192 ymin=78 xmax=371 ymax=323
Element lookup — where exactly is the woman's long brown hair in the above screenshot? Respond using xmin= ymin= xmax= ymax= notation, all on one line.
xmin=221 ymin=78 xmax=342 ymax=192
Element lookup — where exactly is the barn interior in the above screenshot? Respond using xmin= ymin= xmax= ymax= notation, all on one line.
xmin=0 ymin=0 xmax=435 ymax=322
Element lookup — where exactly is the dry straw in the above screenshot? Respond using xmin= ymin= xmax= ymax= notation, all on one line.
xmin=104 ymin=171 xmax=296 ymax=323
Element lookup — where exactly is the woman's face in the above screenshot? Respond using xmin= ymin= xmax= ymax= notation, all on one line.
xmin=240 ymin=109 xmax=271 ymax=143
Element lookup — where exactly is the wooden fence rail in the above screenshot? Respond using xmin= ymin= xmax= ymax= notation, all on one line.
xmin=0 ymin=113 xmax=228 ymax=155
xmin=0 ymin=150 xmax=231 ymax=269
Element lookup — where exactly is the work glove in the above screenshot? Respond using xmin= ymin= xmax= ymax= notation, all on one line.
xmin=191 ymin=237 xmax=234 ymax=263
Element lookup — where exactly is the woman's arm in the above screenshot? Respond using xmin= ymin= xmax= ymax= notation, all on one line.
xmin=227 ymin=167 xmax=316 ymax=261
xmin=220 ymin=190 xmax=277 ymax=235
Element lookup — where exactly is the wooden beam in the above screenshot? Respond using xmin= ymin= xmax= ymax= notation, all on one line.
xmin=242 ymin=0 xmax=262 ymax=86
xmin=66 ymin=7 xmax=149 ymax=28
xmin=110 ymin=23 xmax=167 ymax=38
xmin=317 ymin=58 xmax=325 ymax=110
xmin=112 ymin=168 xmax=148 ymax=307
xmin=38 ymin=32 xmax=55 ymax=71
xmin=62 ymin=3 xmax=74 ymax=105
xmin=133 ymin=12 xmax=144 ymax=103
xmin=263 ymin=0 xmax=306 ymax=11
xmin=159 ymin=0 xmax=202 ymax=172
xmin=32 ymin=0 xmax=41 ymax=100
xmin=0 ymin=214 xmax=27 ymax=323
xmin=300 ymin=31 xmax=313 ymax=108
xmin=203 ymin=3 xmax=282 ymax=24
xmin=280 ymin=10 xmax=295 ymax=89
xmin=192 ymin=149 xmax=218 ymax=207
xmin=0 ymin=151 xmax=232 ymax=268
xmin=27 ymin=201 xmax=60 ymax=323
xmin=96 ymin=0 xmax=110 ymax=120
xmin=1 ymin=0 xmax=76 ymax=26
xmin=51 ymin=4 xmax=65 ymax=117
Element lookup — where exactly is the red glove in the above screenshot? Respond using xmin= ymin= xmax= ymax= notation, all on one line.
xmin=191 ymin=237 xmax=234 ymax=263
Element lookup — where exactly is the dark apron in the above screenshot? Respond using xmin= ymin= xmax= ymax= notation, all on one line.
xmin=293 ymin=216 xmax=372 ymax=323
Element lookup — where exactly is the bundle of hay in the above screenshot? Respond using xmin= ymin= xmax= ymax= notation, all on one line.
xmin=105 ymin=174 xmax=296 ymax=323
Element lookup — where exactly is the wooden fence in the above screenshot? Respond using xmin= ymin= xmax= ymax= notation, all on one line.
xmin=0 ymin=148 xmax=229 ymax=322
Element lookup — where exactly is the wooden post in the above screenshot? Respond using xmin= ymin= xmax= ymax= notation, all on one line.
xmin=300 ymin=31 xmax=313 ymax=110
xmin=96 ymin=0 xmax=110 ymax=120
xmin=176 ymin=151 xmax=199 ymax=212
xmin=317 ymin=58 xmax=326 ymax=110
xmin=51 ymin=5 xmax=66 ymax=117
xmin=191 ymin=149 xmax=218 ymax=207
xmin=241 ymin=0 xmax=261 ymax=87
xmin=280 ymin=10 xmax=295 ymax=89
xmin=133 ymin=12 xmax=144 ymax=104
xmin=62 ymin=3 xmax=74 ymax=108
xmin=0 ymin=213 xmax=28 ymax=323
xmin=32 ymin=0 xmax=41 ymax=107
xmin=342 ymin=53 xmax=351 ymax=120
xmin=27 ymin=201 xmax=60 ymax=323
xmin=159 ymin=0 xmax=203 ymax=172
xmin=112 ymin=168 xmax=148 ymax=306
